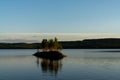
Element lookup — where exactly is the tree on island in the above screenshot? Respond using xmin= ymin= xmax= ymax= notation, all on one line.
xmin=41 ymin=39 xmax=48 ymax=51
xmin=41 ymin=37 xmax=62 ymax=52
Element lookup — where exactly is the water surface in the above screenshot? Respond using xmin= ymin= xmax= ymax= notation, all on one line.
xmin=0 ymin=49 xmax=120 ymax=80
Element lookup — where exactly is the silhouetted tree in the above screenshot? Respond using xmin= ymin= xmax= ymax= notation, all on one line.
xmin=54 ymin=37 xmax=62 ymax=51
xmin=41 ymin=39 xmax=48 ymax=51
xmin=48 ymin=39 xmax=54 ymax=51
xmin=41 ymin=37 xmax=62 ymax=52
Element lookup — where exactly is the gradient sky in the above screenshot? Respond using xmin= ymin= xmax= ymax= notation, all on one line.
xmin=0 ymin=0 xmax=120 ymax=33
xmin=0 ymin=0 xmax=120 ymax=42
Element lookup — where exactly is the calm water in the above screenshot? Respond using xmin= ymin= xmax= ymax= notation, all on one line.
xmin=1 ymin=49 xmax=120 ymax=80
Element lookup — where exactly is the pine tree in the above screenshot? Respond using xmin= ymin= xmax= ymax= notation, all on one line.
xmin=41 ymin=39 xmax=48 ymax=51
xmin=41 ymin=37 xmax=62 ymax=52
xmin=54 ymin=37 xmax=62 ymax=51
xmin=48 ymin=39 xmax=54 ymax=51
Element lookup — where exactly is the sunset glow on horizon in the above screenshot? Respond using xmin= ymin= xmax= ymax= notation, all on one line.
xmin=0 ymin=33 xmax=120 ymax=43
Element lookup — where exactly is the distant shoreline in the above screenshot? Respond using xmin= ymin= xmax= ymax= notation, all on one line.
xmin=1 ymin=38 xmax=120 ymax=49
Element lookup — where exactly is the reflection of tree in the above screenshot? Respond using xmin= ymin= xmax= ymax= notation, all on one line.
xmin=41 ymin=59 xmax=62 ymax=75
xmin=35 ymin=57 xmax=62 ymax=75
xmin=36 ymin=57 xmax=40 ymax=68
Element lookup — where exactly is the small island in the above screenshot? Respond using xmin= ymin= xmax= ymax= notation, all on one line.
xmin=33 ymin=37 xmax=66 ymax=60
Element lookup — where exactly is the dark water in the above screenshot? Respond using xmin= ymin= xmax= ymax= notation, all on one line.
xmin=1 ymin=49 xmax=120 ymax=80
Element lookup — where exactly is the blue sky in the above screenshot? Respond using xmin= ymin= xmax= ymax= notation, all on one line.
xmin=0 ymin=0 xmax=120 ymax=33
xmin=0 ymin=0 xmax=120 ymax=42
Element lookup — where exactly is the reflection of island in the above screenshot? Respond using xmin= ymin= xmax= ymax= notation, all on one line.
xmin=36 ymin=57 xmax=63 ymax=75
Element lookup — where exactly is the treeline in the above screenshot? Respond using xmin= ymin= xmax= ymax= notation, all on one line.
xmin=1 ymin=38 xmax=120 ymax=49
xmin=0 ymin=43 xmax=41 ymax=49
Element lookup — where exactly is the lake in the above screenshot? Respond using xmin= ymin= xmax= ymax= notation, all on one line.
xmin=1 ymin=49 xmax=120 ymax=80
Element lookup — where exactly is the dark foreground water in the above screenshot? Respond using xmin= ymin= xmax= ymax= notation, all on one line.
xmin=1 ymin=49 xmax=120 ymax=80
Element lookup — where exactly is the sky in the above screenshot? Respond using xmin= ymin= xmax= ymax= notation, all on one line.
xmin=0 ymin=0 xmax=120 ymax=42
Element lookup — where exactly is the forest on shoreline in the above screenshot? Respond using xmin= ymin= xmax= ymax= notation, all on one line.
xmin=0 ymin=38 xmax=120 ymax=49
